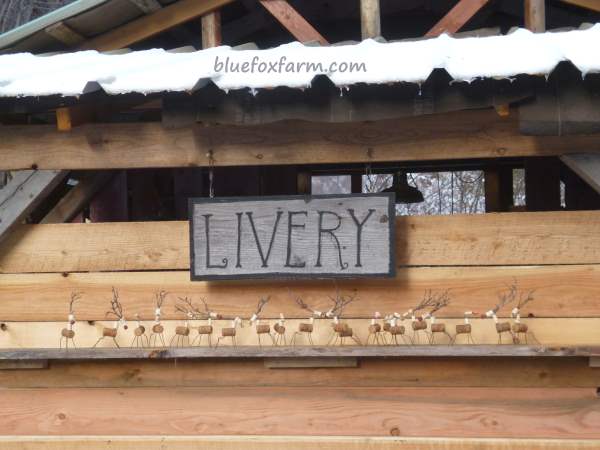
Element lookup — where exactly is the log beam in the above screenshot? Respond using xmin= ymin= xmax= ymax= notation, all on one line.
xmin=259 ymin=0 xmax=328 ymax=45
xmin=560 ymin=153 xmax=600 ymax=195
xmin=78 ymin=0 xmax=234 ymax=51
xmin=2 ymin=110 xmax=600 ymax=170
xmin=425 ymin=0 xmax=490 ymax=37
xmin=525 ymin=0 xmax=546 ymax=33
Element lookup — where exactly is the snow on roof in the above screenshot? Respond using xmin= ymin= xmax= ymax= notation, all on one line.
xmin=0 ymin=25 xmax=599 ymax=98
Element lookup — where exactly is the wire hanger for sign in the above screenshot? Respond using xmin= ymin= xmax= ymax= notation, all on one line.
xmin=207 ymin=149 xmax=215 ymax=199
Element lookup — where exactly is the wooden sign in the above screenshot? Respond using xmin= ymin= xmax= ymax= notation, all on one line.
xmin=189 ymin=194 xmax=395 ymax=280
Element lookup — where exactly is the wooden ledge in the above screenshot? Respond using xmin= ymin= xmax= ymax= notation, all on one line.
xmin=0 ymin=345 xmax=598 ymax=362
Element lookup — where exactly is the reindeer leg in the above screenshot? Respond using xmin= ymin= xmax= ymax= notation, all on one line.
xmin=113 ymin=337 xmax=120 ymax=348
xmin=71 ymin=338 xmax=77 ymax=349
xmin=232 ymin=336 xmax=237 ymax=347
xmin=308 ymin=334 xmax=314 ymax=346
xmin=208 ymin=334 xmax=212 ymax=348
xmin=93 ymin=336 xmax=105 ymax=348
xmin=351 ymin=336 xmax=362 ymax=346
xmin=169 ymin=334 xmax=177 ymax=347
xmin=269 ymin=334 xmax=276 ymax=346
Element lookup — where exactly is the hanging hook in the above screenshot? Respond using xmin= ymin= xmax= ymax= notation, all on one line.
xmin=207 ymin=150 xmax=215 ymax=198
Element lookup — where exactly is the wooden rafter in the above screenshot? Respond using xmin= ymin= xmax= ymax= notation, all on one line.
xmin=41 ymin=171 xmax=115 ymax=224
xmin=259 ymin=0 xmax=328 ymax=45
xmin=561 ymin=153 xmax=600 ymax=195
xmin=425 ymin=0 xmax=490 ymax=37
xmin=561 ymin=0 xmax=600 ymax=12
xmin=44 ymin=21 xmax=85 ymax=46
xmin=78 ymin=0 xmax=234 ymax=51
xmin=0 ymin=170 xmax=68 ymax=242
xmin=201 ymin=11 xmax=222 ymax=48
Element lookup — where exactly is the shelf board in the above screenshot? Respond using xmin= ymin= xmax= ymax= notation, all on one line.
xmin=0 ymin=345 xmax=598 ymax=362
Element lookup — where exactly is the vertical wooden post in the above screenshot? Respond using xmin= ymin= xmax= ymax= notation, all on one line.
xmin=524 ymin=0 xmax=545 ymax=33
xmin=297 ymin=172 xmax=311 ymax=194
xmin=484 ymin=166 xmax=513 ymax=212
xmin=360 ymin=0 xmax=381 ymax=40
xmin=351 ymin=174 xmax=363 ymax=194
xmin=201 ymin=10 xmax=222 ymax=48
xmin=525 ymin=157 xmax=561 ymax=211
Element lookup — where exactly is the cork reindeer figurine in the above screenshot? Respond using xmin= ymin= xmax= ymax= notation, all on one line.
xmin=326 ymin=288 xmax=361 ymax=346
xmin=215 ymin=317 xmax=243 ymax=347
xmin=250 ymin=297 xmax=274 ymax=347
xmin=273 ymin=313 xmax=287 ymax=346
xmin=149 ymin=290 xmax=167 ymax=347
xmin=172 ymin=297 xmax=194 ymax=347
xmin=60 ymin=291 xmax=81 ymax=350
xmin=485 ymin=283 xmax=518 ymax=344
xmin=408 ymin=291 xmax=438 ymax=345
xmin=366 ymin=312 xmax=386 ymax=345
xmin=451 ymin=311 xmax=478 ymax=345
xmin=191 ymin=298 xmax=222 ymax=348
xmin=425 ymin=290 xmax=453 ymax=345
xmin=93 ymin=287 xmax=128 ymax=348
xmin=383 ymin=312 xmax=412 ymax=345
xmin=511 ymin=286 xmax=538 ymax=344
xmin=290 ymin=291 xmax=323 ymax=346
xmin=131 ymin=314 xmax=149 ymax=348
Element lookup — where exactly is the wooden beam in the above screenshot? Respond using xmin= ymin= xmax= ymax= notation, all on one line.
xmin=40 ymin=172 xmax=115 ymax=224
xmin=128 ymin=0 xmax=162 ymax=14
xmin=1 ymin=387 xmax=598 ymax=437
xmin=78 ymin=0 xmax=234 ymax=52
xmin=360 ymin=0 xmax=381 ymax=40
xmin=525 ymin=0 xmax=546 ymax=33
xmin=2 ymin=211 xmax=600 ymax=274
xmin=44 ymin=22 xmax=85 ymax=46
xmin=561 ymin=0 xmax=600 ymax=12
xmin=1 ymin=346 xmax=600 ymax=361
xmin=425 ymin=0 xmax=490 ymax=37
xmin=2 ymin=357 xmax=599 ymax=388
xmin=3 ymin=110 xmax=600 ymax=170
xmin=259 ymin=0 xmax=328 ymax=45
xmin=1 ymin=265 xmax=600 ymax=321
xmin=1 ymin=436 xmax=599 ymax=450
xmin=0 ymin=170 xmax=67 ymax=243
xmin=560 ymin=154 xmax=600 ymax=195
xmin=201 ymin=11 xmax=222 ymax=48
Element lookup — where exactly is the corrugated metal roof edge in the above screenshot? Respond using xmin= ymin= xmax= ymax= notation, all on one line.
xmin=0 ymin=0 xmax=111 ymax=50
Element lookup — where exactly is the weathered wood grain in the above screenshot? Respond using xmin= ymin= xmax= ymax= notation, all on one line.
xmin=3 ymin=436 xmax=600 ymax=450
xmin=2 ymin=111 xmax=600 ymax=170
xmin=0 ymin=265 xmax=599 ymax=320
xmin=0 ymin=387 xmax=598 ymax=437
xmin=0 ymin=319 xmax=599 ymax=348
xmin=425 ymin=0 xmax=490 ymax=36
xmin=259 ymin=0 xmax=328 ymax=45
xmin=1 ymin=345 xmax=599 ymax=359
xmin=190 ymin=195 xmax=394 ymax=279
xmin=2 ymin=357 xmax=599 ymax=388
xmin=2 ymin=211 xmax=600 ymax=274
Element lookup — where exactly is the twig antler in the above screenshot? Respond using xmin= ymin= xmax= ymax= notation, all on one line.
xmin=175 ymin=296 xmax=196 ymax=317
xmin=289 ymin=289 xmax=323 ymax=318
xmin=492 ymin=282 xmax=518 ymax=314
xmin=253 ymin=297 xmax=270 ymax=317
xmin=327 ymin=287 xmax=357 ymax=318
xmin=69 ymin=291 xmax=82 ymax=314
xmin=427 ymin=290 xmax=451 ymax=316
xmin=516 ymin=289 xmax=536 ymax=309
xmin=106 ymin=287 xmax=124 ymax=320
xmin=412 ymin=290 xmax=438 ymax=316
xmin=155 ymin=290 xmax=167 ymax=309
